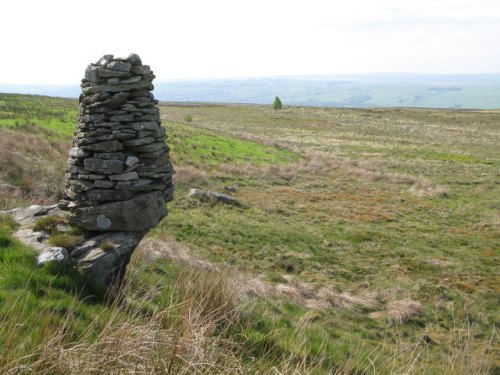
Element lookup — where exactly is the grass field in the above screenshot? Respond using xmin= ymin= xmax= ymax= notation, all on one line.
xmin=0 ymin=93 xmax=498 ymax=373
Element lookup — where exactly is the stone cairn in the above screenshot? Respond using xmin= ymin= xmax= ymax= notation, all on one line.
xmin=56 ymin=53 xmax=173 ymax=289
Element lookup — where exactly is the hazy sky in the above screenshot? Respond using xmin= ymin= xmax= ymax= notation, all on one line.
xmin=1 ymin=0 xmax=499 ymax=84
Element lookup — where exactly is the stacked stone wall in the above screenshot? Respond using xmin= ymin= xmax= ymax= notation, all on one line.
xmin=60 ymin=53 xmax=173 ymax=233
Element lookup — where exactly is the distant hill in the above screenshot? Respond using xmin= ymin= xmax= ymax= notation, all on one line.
xmin=2 ymin=73 xmax=500 ymax=109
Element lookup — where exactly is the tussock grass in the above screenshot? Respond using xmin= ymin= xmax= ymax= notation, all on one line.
xmin=0 ymin=128 xmax=69 ymax=209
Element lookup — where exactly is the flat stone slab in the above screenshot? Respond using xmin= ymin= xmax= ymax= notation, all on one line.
xmin=37 ymin=247 xmax=69 ymax=266
xmin=84 ymin=158 xmax=125 ymax=174
xmin=69 ymin=191 xmax=167 ymax=231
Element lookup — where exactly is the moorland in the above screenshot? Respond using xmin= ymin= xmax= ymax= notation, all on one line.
xmin=0 ymin=93 xmax=498 ymax=374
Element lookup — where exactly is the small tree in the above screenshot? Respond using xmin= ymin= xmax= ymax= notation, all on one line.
xmin=272 ymin=96 xmax=283 ymax=111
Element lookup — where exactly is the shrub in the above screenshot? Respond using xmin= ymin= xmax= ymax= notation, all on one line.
xmin=183 ymin=113 xmax=193 ymax=122
xmin=272 ymin=96 xmax=283 ymax=111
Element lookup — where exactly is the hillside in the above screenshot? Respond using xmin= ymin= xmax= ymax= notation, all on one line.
xmin=0 ymin=93 xmax=499 ymax=374
xmin=2 ymin=73 xmax=500 ymax=109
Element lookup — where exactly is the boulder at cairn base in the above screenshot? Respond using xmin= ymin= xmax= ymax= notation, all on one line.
xmin=69 ymin=191 xmax=167 ymax=231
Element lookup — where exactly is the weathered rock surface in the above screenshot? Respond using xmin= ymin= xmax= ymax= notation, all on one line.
xmin=188 ymin=188 xmax=240 ymax=206
xmin=5 ymin=206 xmax=148 ymax=290
xmin=69 ymin=191 xmax=167 ymax=231
xmin=72 ymin=231 xmax=144 ymax=288
xmin=37 ymin=247 xmax=69 ymax=267
xmin=188 ymin=188 xmax=208 ymax=200
xmin=208 ymin=191 xmax=240 ymax=206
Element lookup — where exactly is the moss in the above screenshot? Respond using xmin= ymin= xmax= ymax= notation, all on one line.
xmin=33 ymin=216 xmax=66 ymax=234
xmin=48 ymin=233 xmax=84 ymax=250
xmin=100 ymin=241 xmax=115 ymax=252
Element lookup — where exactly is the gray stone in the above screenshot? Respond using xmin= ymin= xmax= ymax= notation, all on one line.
xmin=82 ymin=80 xmax=153 ymax=95
xmin=98 ymin=69 xmax=131 ymax=78
xmin=120 ymin=104 xmax=139 ymax=112
xmin=83 ymin=140 xmax=124 ymax=152
xmin=69 ymin=191 xmax=167 ymax=231
xmin=95 ymin=152 xmax=127 ymax=160
xmin=129 ymin=143 xmax=166 ymax=153
xmin=88 ymin=189 xmax=134 ymax=201
xmin=78 ymin=174 xmax=106 ymax=180
xmin=84 ymin=158 xmax=125 ymax=174
xmin=139 ymin=107 xmax=159 ymax=115
xmin=137 ymin=129 xmax=154 ymax=138
xmin=188 ymin=188 xmax=208 ymax=200
xmin=96 ymin=133 xmax=135 ymax=141
xmin=72 ymin=231 xmax=143 ymax=288
xmin=68 ymin=165 xmax=87 ymax=174
xmin=98 ymin=93 xmax=129 ymax=108
xmin=109 ymin=114 xmax=135 ymax=122
xmin=37 ymin=247 xmax=69 ymax=266
xmin=94 ymin=180 xmax=116 ymax=189
xmin=121 ymin=75 xmax=142 ymax=84
xmin=132 ymin=65 xmax=151 ymax=75
xmin=126 ymin=53 xmax=142 ymax=65
xmin=123 ymin=137 xmax=155 ymax=147
xmin=69 ymin=147 xmax=91 ymax=158
xmin=108 ymin=110 xmax=127 ymax=116
xmin=102 ymin=54 xmax=114 ymax=60
xmin=109 ymin=171 xmax=139 ymax=181
xmin=69 ymin=180 xmax=94 ymax=193
xmin=208 ymin=191 xmax=240 ymax=206
xmin=91 ymin=121 xmax=122 ymax=128
xmin=84 ymin=66 xmax=100 ymax=83
xmin=131 ymin=122 xmax=159 ymax=131
xmin=137 ymin=114 xmax=160 ymax=122
xmin=125 ymin=156 xmax=139 ymax=168
xmin=37 ymin=230 xmax=50 ymax=241
xmin=136 ymin=150 xmax=165 ymax=159
xmin=56 ymin=224 xmax=71 ymax=232
xmin=98 ymin=55 xmax=113 ymax=66
xmin=107 ymin=78 xmax=120 ymax=85
xmin=79 ymin=113 xmax=107 ymax=123
xmin=107 ymin=61 xmax=132 ymax=72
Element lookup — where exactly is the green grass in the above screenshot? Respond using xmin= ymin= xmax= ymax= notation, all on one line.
xmin=0 ymin=93 xmax=77 ymax=138
xmin=167 ymin=121 xmax=300 ymax=168
xmin=158 ymin=103 xmax=499 ymax=373
xmin=0 ymin=95 xmax=498 ymax=373
xmin=0 ymin=214 xmax=104 ymax=357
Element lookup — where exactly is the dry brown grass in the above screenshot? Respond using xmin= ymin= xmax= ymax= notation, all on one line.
xmin=1 ymin=266 xmax=246 ymax=375
xmin=173 ymin=165 xmax=210 ymax=190
xmin=0 ymin=128 xmax=69 ymax=209
xmin=409 ymin=177 xmax=449 ymax=198
xmin=217 ymin=147 xmax=449 ymax=199
xmin=369 ymin=299 xmax=423 ymax=324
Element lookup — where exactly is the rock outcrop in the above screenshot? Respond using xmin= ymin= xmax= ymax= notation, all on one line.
xmin=3 ymin=54 xmax=174 ymax=293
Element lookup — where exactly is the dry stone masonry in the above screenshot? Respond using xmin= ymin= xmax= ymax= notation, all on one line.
xmin=60 ymin=53 xmax=173 ymax=231
xmin=54 ymin=53 xmax=173 ymax=289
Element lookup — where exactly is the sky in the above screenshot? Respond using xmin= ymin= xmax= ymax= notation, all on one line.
xmin=1 ymin=0 xmax=500 ymax=84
